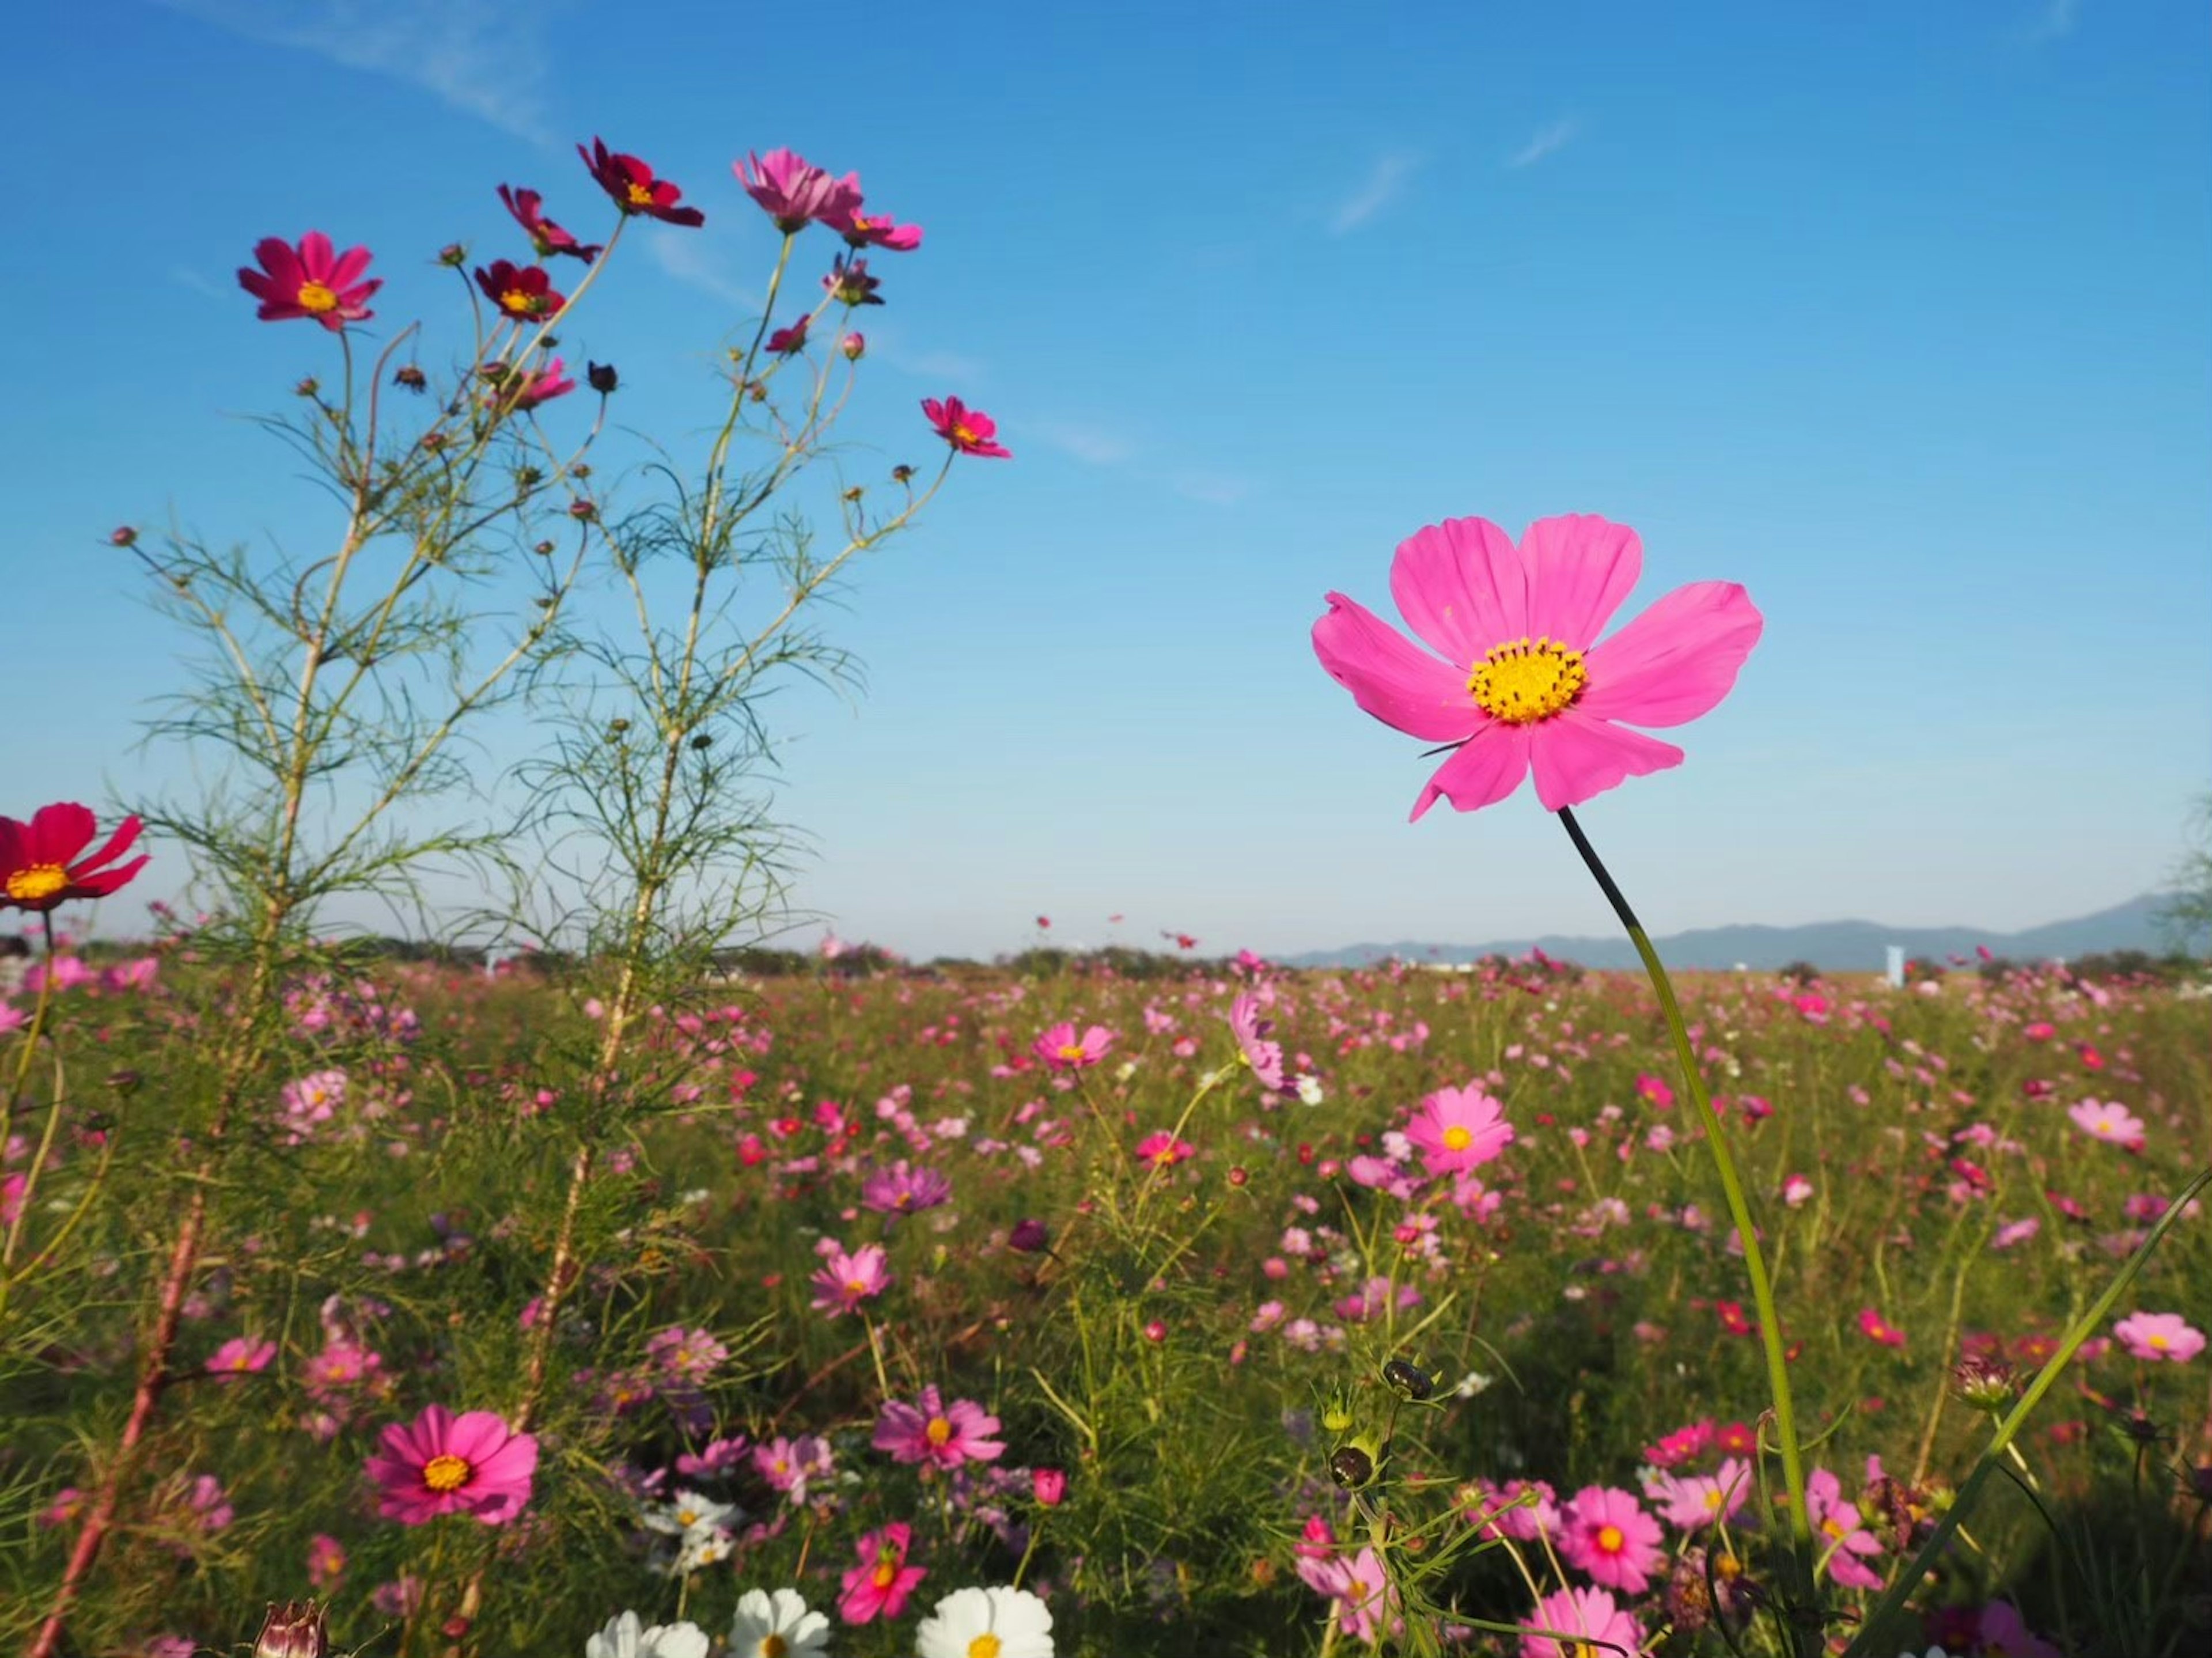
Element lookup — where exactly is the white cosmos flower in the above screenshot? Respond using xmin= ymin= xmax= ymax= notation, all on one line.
xmin=584 ymin=1611 xmax=710 ymax=1658
xmin=729 ymin=1587 xmax=831 ymax=1658
xmin=915 ymin=1585 xmax=1054 ymax=1658
xmin=641 ymin=1489 xmax=737 ymax=1538
xmin=1295 ymin=1074 xmax=1325 ymax=1106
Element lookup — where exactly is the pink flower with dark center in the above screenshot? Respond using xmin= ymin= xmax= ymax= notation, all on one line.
xmin=839 ymin=1522 xmax=926 ymax=1624
xmin=2068 ymin=1098 xmax=2146 ymax=1150
xmin=736 ymin=149 xmax=859 ymax=234
xmin=874 ymin=1385 xmax=1003 ymax=1469
xmin=809 ymin=1240 xmax=892 ymax=1316
xmin=497 ymin=185 xmax=601 ymax=262
xmin=1312 ymin=513 xmax=1763 ymax=818
xmin=2113 ymin=1311 xmax=2205 ymax=1364
xmin=1 ymin=804 xmax=149 ymax=912
xmin=364 ymin=1405 xmax=537 ymax=1526
xmin=579 ymin=138 xmax=704 ymax=226
xmin=237 ymin=233 xmax=380 ymax=331
xmin=1556 ymin=1485 xmax=1664 ymax=1594
xmin=1033 ymin=1021 xmax=1112 ymax=1071
xmin=1520 ymin=1584 xmax=1645 ymax=1658
xmin=922 ymin=396 xmax=1010 ymax=458
xmin=1404 ymin=1083 xmax=1514 ymax=1176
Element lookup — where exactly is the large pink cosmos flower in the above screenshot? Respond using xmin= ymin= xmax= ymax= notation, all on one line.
xmin=736 ymin=149 xmax=859 ymax=234
xmin=1313 ymin=514 xmax=1762 ymax=818
xmin=1556 ymin=1484 xmax=1664 ymax=1595
xmin=1520 ymin=1584 xmax=1645 ymax=1658
xmin=238 ymin=233 xmax=381 ymax=331
xmin=1033 ymin=1021 xmax=1113 ymax=1071
xmin=1404 ymin=1083 xmax=1514 ymax=1176
xmin=839 ymin=1522 xmax=926 ymax=1624
xmin=809 ymin=1241 xmax=892 ymax=1317
xmin=2112 ymin=1311 xmax=2205 ymax=1363
xmin=364 ymin=1405 xmax=537 ymax=1526
xmin=2068 ymin=1098 xmax=2146 ymax=1150
xmin=873 ymin=1386 xmax=1004 ymax=1469
xmin=1 ymin=803 xmax=149 ymax=912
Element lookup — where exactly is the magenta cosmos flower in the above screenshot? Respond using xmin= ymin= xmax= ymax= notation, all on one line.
xmin=1033 ymin=1020 xmax=1112 ymax=1071
xmin=736 ymin=148 xmax=859 ymax=234
xmin=364 ymin=1405 xmax=537 ymax=1526
xmin=923 ymin=396 xmax=1012 ymax=459
xmin=1313 ymin=514 xmax=1762 ymax=818
xmin=1404 ymin=1083 xmax=1514 ymax=1176
xmin=578 ymin=138 xmax=704 ymax=226
xmin=1 ymin=803 xmax=149 ymax=912
xmin=809 ymin=1241 xmax=892 ymax=1316
xmin=1520 ymin=1584 xmax=1645 ymax=1658
xmin=475 ymin=259 xmax=565 ymax=323
xmin=873 ymin=1386 xmax=1003 ymax=1469
xmin=1556 ymin=1484 xmax=1664 ymax=1594
xmin=2113 ymin=1311 xmax=2205 ymax=1364
xmin=237 ymin=232 xmax=381 ymax=331
xmin=497 ymin=185 xmax=601 ymax=262
xmin=839 ymin=1522 xmax=926 ymax=1624
xmin=1228 ymin=993 xmax=1288 ymax=1091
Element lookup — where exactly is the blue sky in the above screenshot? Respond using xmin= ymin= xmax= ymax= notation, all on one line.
xmin=1 ymin=0 xmax=2207 ymax=959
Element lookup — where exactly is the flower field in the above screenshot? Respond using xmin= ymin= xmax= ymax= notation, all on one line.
xmin=3 ymin=939 xmax=2207 ymax=1655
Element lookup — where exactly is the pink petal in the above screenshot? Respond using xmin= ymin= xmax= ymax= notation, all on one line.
xmin=444 ymin=1411 xmax=508 ymax=1463
xmin=298 ymin=230 xmax=335 ymax=281
xmin=1389 ymin=517 xmax=1527 ymax=663
xmin=1313 ymin=594 xmax=1480 ymax=743
xmin=0 ymin=818 xmax=24 ymax=870
xmin=72 ymin=856 xmax=148 ymax=896
xmin=1580 ymin=582 xmax=1763 ymax=727
xmin=252 ymin=237 xmax=301 ymax=283
xmin=71 ymin=814 xmax=141 ymax=876
xmin=1412 ymin=721 xmax=1531 ymax=820
xmin=1521 ymin=515 xmax=1643 ymax=648
xmin=326 ymin=245 xmax=373 ymax=290
xmin=1528 ymin=713 xmax=1683 ymax=811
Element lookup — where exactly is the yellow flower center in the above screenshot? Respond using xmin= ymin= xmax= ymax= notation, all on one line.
xmin=1703 ymin=1488 xmax=1724 ymax=1511
xmin=501 ymin=287 xmax=540 ymax=316
xmin=761 ymin=1637 xmax=788 ymax=1658
xmin=967 ymin=1637 xmax=1002 ymax=1658
xmin=297 ymin=281 xmax=340 ymax=313
xmin=925 ymin=1416 xmax=954 ymax=1446
xmin=1468 ymin=635 xmax=1586 ymax=724
xmin=1441 ymin=1125 xmax=1473 ymax=1152
xmin=1056 ymin=1044 xmax=1088 ymax=1062
xmin=3 ymin=864 xmax=67 ymax=902
xmin=845 ymin=1278 xmax=871 ymax=1295
xmin=421 ymin=1453 xmax=471 ymax=1493
xmin=2149 ymin=1333 xmax=2169 ymax=1349
xmin=953 ymin=423 xmax=979 ymax=446
xmin=1596 ymin=1523 xmax=1624 ymax=1553
xmin=872 ymin=1559 xmax=899 ymax=1589
xmin=677 ymin=1507 xmax=699 ymax=1526
xmin=626 ymin=180 xmax=655 ymax=207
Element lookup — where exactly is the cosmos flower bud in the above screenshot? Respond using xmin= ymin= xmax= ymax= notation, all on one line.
xmin=108 ymin=526 xmax=138 ymax=548
xmin=1950 ymin=1353 xmax=2017 ymax=1412
xmin=253 ymin=1601 xmax=328 ymax=1658
xmin=588 ymin=361 xmax=619 ymax=394
xmin=1032 ymin=1467 xmax=1067 ymax=1507
xmin=840 ymin=332 xmax=866 ymax=361
xmin=438 ymin=243 xmax=468 ymax=267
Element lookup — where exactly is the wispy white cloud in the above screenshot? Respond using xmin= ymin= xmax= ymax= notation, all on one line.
xmin=1505 ymin=117 xmax=1581 ymax=170
xmin=1164 ymin=471 xmax=1252 ymax=507
xmin=1035 ymin=421 xmax=1135 ymax=466
xmin=170 ymin=266 xmax=230 ymax=302
xmin=2021 ymin=0 xmax=2080 ymax=44
xmin=646 ymin=228 xmax=754 ymax=308
xmin=159 ymin=0 xmax=559 ymax=144
xmin=1328 ymin=153 xmax=1422 ymax=236
xmin=862 ymin=324 xmax=987 ymax=385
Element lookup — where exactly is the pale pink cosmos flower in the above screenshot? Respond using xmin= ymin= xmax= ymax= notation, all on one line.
xmin=1650 ymin=1455 xmax=1752 ymax=1532
xmin=206 ymin=1337 xmax=276 ymax=1380
xmin=809 ymin=1241 xmax=892 ymax=1316
xmin=2067 ymin=1098 xmax=2146 ymax=1150
xmin=1403 ymin=1083 xmax=1514 ymax=1176
xmin=1806 ymin=1465 xmax=1884 ymax=1591
xmin=1312 ymin=513 xmax=1763 ymax=818
xmin=2112 ymin=1311 xmax=2205 ymax=1364
xmin=1464 ymin=1478 xmax=1560 ymax=1543
xmin=1520 ymin=1584 xmax=1645 ymax=1658
xmin=363 ymin=1405 xmax=537 ymax=1526
xmin=1558 ymin=1485 xmax=1664 ymax=1594
xmin=1033 ymin=1020 xmax=1113 ymax=1071
xmin=1228 ymin=992 xmax=1288 ymax=1092
xmin=736 ymin=149 xmax=859 ymax=234
xmin=874 ymin=1385 xmax=1004 ymax=1469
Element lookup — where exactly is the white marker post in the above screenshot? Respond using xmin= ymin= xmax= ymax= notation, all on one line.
xmin=1884 ymin=945 xmax=1906 ymax=988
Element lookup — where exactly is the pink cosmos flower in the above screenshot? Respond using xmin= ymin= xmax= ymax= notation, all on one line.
xmin=752 ymin=1433 xmax=834 ymax=1504
xmin=923 ymin=396 xmax=1012 ymax=459
xmin=1329 ymin=1546 xmax=1399 ymax=1644
xmin=737 ymin=149 xmax=859 ymax=234
xmin=839 ymin=1522 xmax=926 ymax=1624
xmin=1650 ymin=1455 xmax=1752 ymax=1531
xmin=1403 ymin=1083 xmax=1514 ymax=1176
xmin=874 ymin=1386 xmax=1004 ymax=1469
xmin=1806 ymin=1465 xmax=1884 ymax=1591
xmin=2112 ymin=1311 xmax=2205 ymax=1364
xmin=1228 ymin=993 xmax=1288 ymax=1091
xmin=1976 ymin=1599 xmax=2063 ymax=1658
xmin=579 ymin=138 xmax=704 ymax=226
xmin=766 ymin=316 xmax=810 ymax=355
xmin=1 ymin=804 xmax=149 ymax=912
xmin=1858 ymin=1307 xmax=1907 ymax=1349
xmin=475 ymin=259 xmax=565 ymax=322
xmin=1520 ymin=1584 xmax=1645 ymax=1658
xmin=1312 ymin=513 xmax=1763 ymax=818
xmin=1557 ymin=1485 xmax=1664 ymax=1594
xmin=1464 ymin=1478 xmax=1560 ymax=1543
xmin=1135 ymin=1130 xmax=1196 ymax=1168
xmin=821 ymin=186 xmax=925 ymax=251
xmin=497 ymin=185 xmax=601 ymax=262
xmin=1033 ymin=1021 xmax=1113 ymax=1071
xmin=206 ymin=1337 xmax=276 ymax=1381
xmin=809 ymin=1241 xmax=892 ymax=1316
xmin=306 ymin=1532 xmax=347 ymax=1589
xmin=363 ymin=1405 xmax=537 ymax=1526
xmin=2067 ymin=1098 xmax=2146 ymax=1150
xmin=237 ymin=233 xmax=380 ymax=331
xmin=861 ymin=1160 xmax=953 ymax=1217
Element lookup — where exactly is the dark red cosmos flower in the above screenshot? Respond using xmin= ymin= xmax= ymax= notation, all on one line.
xmin=922 ymin=396 xmax=1012 ymax=460
xmin=766 ymin=316 xmax=810 ymax=355
xmin=237 ymin=233 xmax=381 ymax=331
xmin=497 ymin=185 xmax=601 ymax=263
xmin=822 ymin=255 xmax=882 ymax=307
xmin=578 ymin=138 xmax=704 ymax=226
xmin=1 ymin=803 xmax=149 ymax=912
xmin=474 ymin=260 xmax=565 ymax=321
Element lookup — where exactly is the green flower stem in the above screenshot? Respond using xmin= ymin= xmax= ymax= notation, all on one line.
xmin=1555 ymin=806 xmax=1816 ymax=1630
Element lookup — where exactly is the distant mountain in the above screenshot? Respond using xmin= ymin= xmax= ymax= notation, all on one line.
xmin=1285 ymin=894 xmax=2179 ymax=973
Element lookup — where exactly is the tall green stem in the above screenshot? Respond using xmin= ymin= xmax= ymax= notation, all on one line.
xmin=1555 ymin=806 xmax=1816 ymax=1643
